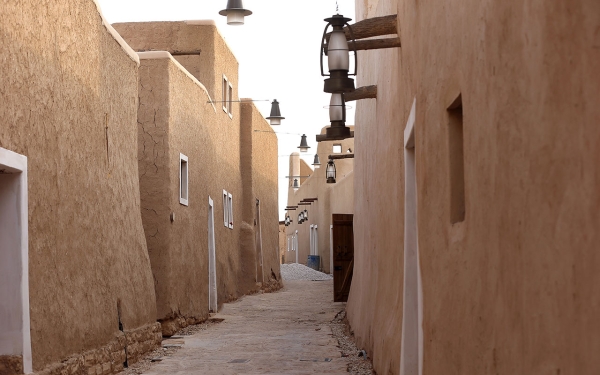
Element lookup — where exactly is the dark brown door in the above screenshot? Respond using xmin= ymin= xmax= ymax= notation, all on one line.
xmin=333 ymin=214 xmax=354 ymax=302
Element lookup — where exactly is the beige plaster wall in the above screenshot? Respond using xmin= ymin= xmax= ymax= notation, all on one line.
xmin=0 ymin=0 xmax=157 ymax=370
xmin=136 ymin=52 xmax=246 ymax=331
xmin=241 ymin=101 xmax=281 ymax=287
xmin=347 ymin=0 xmax=600 ymax=374
xmin=286 ymin=128 xmax=354 ymax=272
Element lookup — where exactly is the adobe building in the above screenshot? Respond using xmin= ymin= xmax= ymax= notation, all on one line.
xmin=112 ymin=21 xmax=281 ymax=336
xmin=0 ymin=1 xmax=159 ymax=374
xmin=284 ymin=128 xmax=354 ymax=273
xmin=344 ymin=0 xmax=600 ymax=374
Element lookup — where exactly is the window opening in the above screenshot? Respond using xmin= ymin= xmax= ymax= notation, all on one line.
xmin=179 ymin=154 xmax=188 ymax=206
xmin=333 ymin=144 xmax=342 ymax=153
xmin=228 ymin=193 xmax=233 ymax=229
xmin=447 ymin=94 xmax=465 ymax=223
xmin=223 ymin=190 xmax=228 ymax=227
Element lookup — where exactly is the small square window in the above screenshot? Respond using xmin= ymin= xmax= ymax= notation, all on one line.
xmin=179 ymin=154 xmax=188 ymax=206
xmin=333 ymin=144 xmax=342 ymax=153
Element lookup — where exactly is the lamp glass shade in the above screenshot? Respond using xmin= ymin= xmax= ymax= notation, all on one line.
xmin=329 ymin=93 xmax=345 ymax=122
xmin=328 ymin=29 xmax=350 ymax=71
xmin=304 ymin=209 xmax=308 ymax=220
xmin=269 ymin=118 xmax=281 ymax=126
xmin=227 ymin=10 xmax=246 ymax=25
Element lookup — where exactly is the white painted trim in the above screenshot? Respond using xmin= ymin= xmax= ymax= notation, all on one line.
xmin=0 ymin=147 xmax=32 ymax=373
xmin=222 ymin=190 xmax=228 ymax=227
xmin=400 ymin=98 xmax=423 ymax=375
xmin=228 ymin=193 xmax=233 ymax=229
xmin=179 ymin=154 xmax=189 ymax=206
xmin=222 ymin=74 xmax=229 ymax=114
xmin=295 ymin=230 xmax=299 ymax=264
xmin=208 ymin=197 xmax=217 ymax=313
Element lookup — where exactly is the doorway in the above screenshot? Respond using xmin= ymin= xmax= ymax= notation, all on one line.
xmin=254 ymin=199 xmax=264 ymax=284
xmin=208 ymin=197 xmax=217 ymax=313
xmin=332 ymin=214 xmax=354 ymax=302
xmin=400 ymin=99 xmax=423 ymax=375
xmin=0 ymin=148 xmax=32 ymax=374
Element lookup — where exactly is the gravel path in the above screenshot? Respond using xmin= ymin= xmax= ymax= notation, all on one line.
xmin=280 ymin=263 xmax=333 ymax=281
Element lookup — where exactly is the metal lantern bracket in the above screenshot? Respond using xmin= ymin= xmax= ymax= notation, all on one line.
xmin=320 ymin=16 xmax=358 ymax=78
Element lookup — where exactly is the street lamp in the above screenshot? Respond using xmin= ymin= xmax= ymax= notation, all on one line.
xmin=312 ymin=154 xmax=321 ymax=168
xmin=303 ymin=209 xmax=309 ymax=220
xmin=298 ymin=212 xmax=305 ymax=224
xmin=266 ymin=99 xmax=284 ymax=126
xmin=320 ymin=14 xmax=357 ymax=93
xmin=292 ymin=178 xmax=300 ymax=190
xmin=298 ymin=134 xmax=311 ymax=152
xmin=219 ymin=0 xmax=252 ymax=25
xmin=326 ymin=158 xmax=336 ymax=184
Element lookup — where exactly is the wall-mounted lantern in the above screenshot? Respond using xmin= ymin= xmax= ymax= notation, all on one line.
xmin=219 ymin=0 xmax=252 ymax=25
xmin=292 ymin=178 xmax=300 ymax=190
xmin=303 ymin=209 xmax=309 ymax=220
xmin=326 ymin=158 xmax=336 ymax=184
xmin=312 ymin=154 xmax=321 ymax=168
xmin=266 ymin=99 xmax=284 ymax=126
xmin=321 ymin=14 xmax=357 ymax=93
xmin=298 ymin=211 xmax=305 ymax=224
xmin=298 ymin=134 xmax=311 ymax=152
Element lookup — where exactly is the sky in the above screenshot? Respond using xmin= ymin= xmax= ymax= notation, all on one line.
xmin=97 ymin=0 xmax=356 ymax=220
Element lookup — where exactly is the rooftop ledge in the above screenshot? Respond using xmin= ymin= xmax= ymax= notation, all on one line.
xmin=137 ymin=51 xmax=216 ymax=112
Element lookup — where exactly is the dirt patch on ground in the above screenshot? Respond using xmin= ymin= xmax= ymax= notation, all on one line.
xmin=116 ymin=318 xmax=223 ymax=375
xmin=329 ymin=310 xmax=375 ymax=375
xmin=0 ymin=355 xmax=23 ymax=375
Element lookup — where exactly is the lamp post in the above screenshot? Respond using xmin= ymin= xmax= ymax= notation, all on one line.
xmin=219 ymin=0 xmax=252 ymax=25
xmin=266 ymin=99 xmax=284 ymax=126
xmin=321 ymin=15 xmax=357 ymax=93
xmin=326 ymin=158 xmax=337 ymax=184
xmin=298 ymin=134 xmax=311 ymax=152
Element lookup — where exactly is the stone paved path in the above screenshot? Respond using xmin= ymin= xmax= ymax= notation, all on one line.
xmin=144 ymin=280 xmax=348 ymax=374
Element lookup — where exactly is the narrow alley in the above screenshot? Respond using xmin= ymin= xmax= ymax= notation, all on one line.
xmin=126 ymin=279 xmax=357 ymax=375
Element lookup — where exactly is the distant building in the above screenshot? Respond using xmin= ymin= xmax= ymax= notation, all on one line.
xmin=284 ymin=127 xmax=354 ymax=274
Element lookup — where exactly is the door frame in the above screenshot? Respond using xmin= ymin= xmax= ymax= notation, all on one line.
xmin=0 ymin=147 xmax=32 ymax=373
xmin=208 ymin=197 xmax=217 ymax=313
xmin=400 ymin=99 xmax=423 ymax=375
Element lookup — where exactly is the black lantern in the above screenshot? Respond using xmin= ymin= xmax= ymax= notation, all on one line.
xmin=320 ymin=15 xmax=357 ymax=93
xmin=298 ymin=212 xmax=304 ymax=224
xmin=266 ymin=99 xmax=284 ymax=126
xmin=298 ymin=134 xmax=311 ymax=152
xmin=219 ymin=0 xmax=252 ymax=25
xmin=326 ymin=158 xmax=336 ymax=184
xmin=292 ymin=178 xmax=300 ymax=190
xmin=303 ymin=209 xmax=308 ymax=220
xmin=312 ymin=154 xmax=321 ymax=168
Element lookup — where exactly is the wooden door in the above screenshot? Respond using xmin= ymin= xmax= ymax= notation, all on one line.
xmin=333 ymin=214 xmax=354 ymax=302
